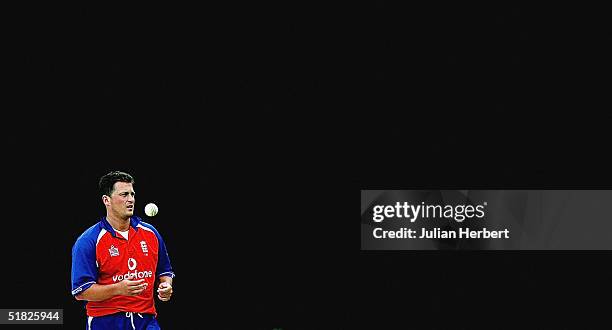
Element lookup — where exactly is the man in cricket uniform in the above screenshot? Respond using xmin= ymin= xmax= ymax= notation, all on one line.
xmin=71 ymin=171 xmax=175 ymax=329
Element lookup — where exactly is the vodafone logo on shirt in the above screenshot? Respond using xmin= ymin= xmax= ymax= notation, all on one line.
xmin=112 ymin=258 xmax=153 ymax=282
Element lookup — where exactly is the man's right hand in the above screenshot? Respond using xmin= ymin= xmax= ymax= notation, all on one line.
xmin=116 ymin=279 xmax=148 ymax=296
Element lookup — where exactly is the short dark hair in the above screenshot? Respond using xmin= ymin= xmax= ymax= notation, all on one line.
xmin=99 ymin=171 xmax=135 ymax=196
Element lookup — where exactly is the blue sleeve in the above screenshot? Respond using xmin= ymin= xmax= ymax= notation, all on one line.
xmin=153 ymin=228 xmax=175 ymax=278
xmin=71 ymin=236 xmax=98 ymax=296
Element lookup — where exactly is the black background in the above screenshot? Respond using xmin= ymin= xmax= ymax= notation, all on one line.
xmin=3 ymin=3 xmax=612 ymax=329
xmin=4 ymin=3 xmax=346 ymax=330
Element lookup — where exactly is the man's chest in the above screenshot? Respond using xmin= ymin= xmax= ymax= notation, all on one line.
xmin=97 ymin=233 xmax=159 ymax=277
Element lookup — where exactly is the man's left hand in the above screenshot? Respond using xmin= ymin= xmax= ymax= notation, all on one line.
xmin=157 ymin=282 xmax=173 ymax=301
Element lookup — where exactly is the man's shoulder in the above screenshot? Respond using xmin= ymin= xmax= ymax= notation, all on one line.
xmin=74 ymin=220 xmax=105 ymax=245
xmin=137 ymin=220 xmax=161 ymax=235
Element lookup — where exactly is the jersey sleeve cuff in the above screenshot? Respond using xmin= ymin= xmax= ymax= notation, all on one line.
xmin=157 ymin=271 xmax=175 ymax=278
xmin=71 ymin=281 xmax=96 ymax=296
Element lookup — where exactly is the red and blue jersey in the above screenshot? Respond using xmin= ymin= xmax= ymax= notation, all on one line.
xmin=71 ymin=216 xmax=175 ymax=317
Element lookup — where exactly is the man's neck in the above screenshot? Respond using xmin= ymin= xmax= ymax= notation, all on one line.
xmin=106 ymin=214 xmax=130 ymax=232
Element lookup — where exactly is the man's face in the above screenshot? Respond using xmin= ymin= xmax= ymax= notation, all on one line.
xmin=104 ymin=182 xmax=135 ymax=220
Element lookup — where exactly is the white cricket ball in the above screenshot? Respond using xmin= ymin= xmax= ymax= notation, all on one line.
xmin=144 ymin=203 xmax=158 ymax=217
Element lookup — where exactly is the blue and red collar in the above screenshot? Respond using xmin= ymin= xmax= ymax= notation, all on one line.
xmin=100 ymin=216 xmax=142 ymax=237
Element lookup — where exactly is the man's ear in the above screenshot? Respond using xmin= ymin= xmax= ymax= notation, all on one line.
xmin=102 ymin=195 xmax=110 ymax=206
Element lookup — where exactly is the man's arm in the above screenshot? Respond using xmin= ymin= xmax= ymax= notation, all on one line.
xmin=75 ymin=279 xmax=147 ymax=302
xmin=158 ymin=275 xmax=173 ymax=286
